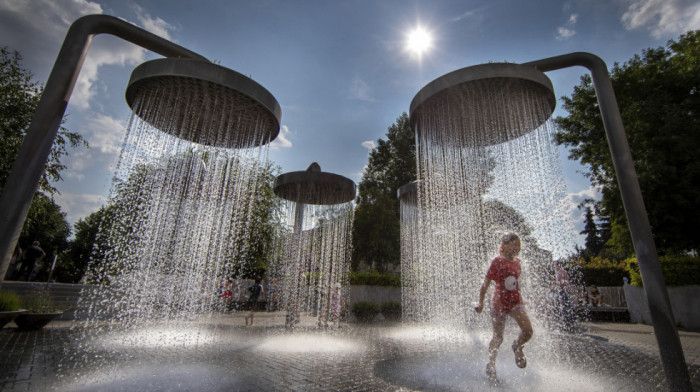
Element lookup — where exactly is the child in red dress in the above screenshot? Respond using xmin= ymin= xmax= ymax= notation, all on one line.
xmin=474 ymin=233 xmax=533 ymax=382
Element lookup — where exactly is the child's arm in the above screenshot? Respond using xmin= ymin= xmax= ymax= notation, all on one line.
xmin=475 ymin=277 xmax=492 ymax=313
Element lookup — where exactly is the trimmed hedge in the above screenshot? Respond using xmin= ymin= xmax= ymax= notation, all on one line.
xmin=352 ymin=301 xmax=379 ymax=312
xmin=0 ymin=292 xmax=20 ymax=312
xmin=580 ymin=267 xmax=629 ymax=287
xmin=350 ymin=271 xmax=401 ymax=287
xmin=625 ymin=256 xmax=700 ymax=287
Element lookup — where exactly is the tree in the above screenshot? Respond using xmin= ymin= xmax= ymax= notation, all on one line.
xmin=229 ymin=162 xmax=282 ymax=280
xmin=18 ymin=193 xmax=71 ymax=281
xmin=0 ymin=47 xmax=87 ymax=281
xmin=579 ymin=207 xmax=602 ymax=257
xmin=353 ymin=113 xmax=416 ymax=271
xmin=0 ymin=47 xmax=86 ymax=195
xmin=62 ymin=206 xmax=109 ymax=283
xmin=555 ymin=31 xmax=700 ymax=256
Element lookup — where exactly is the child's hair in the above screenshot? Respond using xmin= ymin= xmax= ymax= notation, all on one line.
xmin=500 ymin=233 xmax=520 ymax=245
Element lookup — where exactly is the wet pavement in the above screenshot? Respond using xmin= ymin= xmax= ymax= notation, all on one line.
xmin=1 ymin=314 xmax=698 ymax=391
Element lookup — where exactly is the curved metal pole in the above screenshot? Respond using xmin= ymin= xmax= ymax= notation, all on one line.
xmin=0 ymin=15 xmax=208 ymax=281
xmin=523 ymin=52 xmax=692 ymax=391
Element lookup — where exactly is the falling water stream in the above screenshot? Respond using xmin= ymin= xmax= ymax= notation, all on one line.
xmin=271 ymin=200 xmax=353 ymax=328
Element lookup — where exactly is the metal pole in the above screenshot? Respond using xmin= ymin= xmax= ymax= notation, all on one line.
xmin=523 ymin=52 xmax=692 ymax=391
xmin=0 ymin=15 xmax=208 ymax=281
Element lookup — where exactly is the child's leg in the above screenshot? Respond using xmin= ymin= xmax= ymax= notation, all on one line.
xmin=488 ymin=314 xmax=506 ymax=368
xmin=510 ymin=308 xmax=533 ymax=347
xmin=509 ymin=308 xmax=533 ymax=368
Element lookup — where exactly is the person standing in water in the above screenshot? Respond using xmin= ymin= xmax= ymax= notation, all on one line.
xmin=474 ymin=233 xmax=533 ymax=382
xmin=244 ymin=278 xmax=264 ymax=326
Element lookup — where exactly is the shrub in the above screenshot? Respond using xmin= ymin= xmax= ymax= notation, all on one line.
xmin=350 ymin=271 xmax=401 ymax=287
xmin=21 ymin=293 xmax=56 ymax=312
xmin=379 ymin=301 xmax=401 ymax=311
xmin=580 ymin=267 xmax=629 ymax=287
xmin=0 ymin=292 xmax=20 ymax=312
xmin=352 ymin=301 xmax=379 ymax=312
xmin=352 ymin=301 xmax=379 ymax=323
xmin=625 ymin=256 xmax=700 ymax=287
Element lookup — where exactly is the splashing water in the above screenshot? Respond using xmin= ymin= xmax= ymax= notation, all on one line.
xmin=270 ymin=200 xmax=353 ymax=329
xmin=79 ymin=89 xmax=273 ymax=336
xmin=403 ymin=78 xmax=577 ymax=334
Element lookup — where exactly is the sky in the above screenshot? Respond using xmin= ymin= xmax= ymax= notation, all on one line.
xmin=0 ymin=0 xmax=698 ymax=249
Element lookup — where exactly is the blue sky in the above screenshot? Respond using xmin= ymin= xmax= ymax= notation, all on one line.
xmin=1 ymin=0 xmax=698 ymax=248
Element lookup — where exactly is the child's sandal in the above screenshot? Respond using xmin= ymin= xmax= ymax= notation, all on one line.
xmin=512 ymin=341 xmax=527 ymax=368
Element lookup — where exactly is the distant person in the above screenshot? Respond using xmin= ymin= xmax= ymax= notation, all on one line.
xmin=17 ymin=241 xmax=45 ymax=281
xmin=554 ymin=263 xmax=575 ymax=331
xmin=475 ymin=233 xmax=533 ymax=384
xmin=588 ymin=285 xmax=604 ymax=307
xmin=244 ymin=278 xmax=264 ymax=326
xmin=4 ymin=245 xmax=23 ymax=280
xmin=220 ymin=277 xmax=234 ymax=311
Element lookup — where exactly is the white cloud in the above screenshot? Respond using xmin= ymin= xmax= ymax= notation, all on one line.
xmin=562 ymin=185 xmax=602 ymax=224
xmin=349 ymin=76 xmax=375 ymax=102
xmin=555 ymin=13 xmax=578 ymax=40
xmin=556 ymin=27 xmax=576 ymax=40
xmin=83 ymin=113 xmax=126 ymax=154
xmin=0 ymin=0 xmax=103 ymax=78
xmin=622 ymin=0 xmax=700 ymax=38
xmin=0 ymin=0 xmax=179 ymax=111
xmin=449 ymin=10 xmax=476 ymax=23
xmin=270 ymin=125 xmax=293 ymax=149
xmin=133 ymin=4 xmax=175 ymax=41
xmin=54 ymin=192 xmax=107 ymax=226
xmin=72 ymin=9 xmax=177 ymax=110
xmin=62 ymin=150 xmax=99 ymax=182
xmin=361 ymin=140 xmax=375 ymax=151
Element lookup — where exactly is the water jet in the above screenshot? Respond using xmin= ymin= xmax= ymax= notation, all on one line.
xmin=273 ymin=163 xmax=355 ymax=328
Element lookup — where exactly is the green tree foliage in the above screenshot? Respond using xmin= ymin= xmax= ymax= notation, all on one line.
xmin=353 ymin=113 xmax=416 ymax=272
xmin=555 ymin=31 xmax=700 ymax=256
xmin=18 ymin=193 xmax=71 ymax=280
xmin=229 ymin=162 xmax=282 ymax=280
xmin=0 ymin=47 xmax=86 ymax=195
xmin=61 ymin=206 xmax=109 ymax=283
xmin=0 ymin=47 xmax=88 ymax=281
xmin=71 ymin=161 xmax=281 ymax=284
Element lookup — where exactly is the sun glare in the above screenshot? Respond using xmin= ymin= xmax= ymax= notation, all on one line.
xmin=406 ymin=27 xmax=433 ymax=56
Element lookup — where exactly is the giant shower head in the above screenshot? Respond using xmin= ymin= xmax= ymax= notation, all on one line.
xmin=274 ymin=162 xmax=356 ymax=205
xmin=409 ymin=63 xmax=555 ymax=148
xmin=126 ymin=58 xmax=281 ymax=149
xmin=397 ymin=181 xmax=418 ymax=206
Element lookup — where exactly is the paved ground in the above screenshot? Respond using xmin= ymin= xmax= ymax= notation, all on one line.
xmin=0 ymin=314 xmax=698 ymax=391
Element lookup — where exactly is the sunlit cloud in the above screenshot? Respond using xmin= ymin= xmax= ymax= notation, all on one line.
xmin=448 ymin=10 xmax=477 ymax=23
xmin=556 ymin=27 xmax=576 ymax=40
xmin=83 ymin=113 xmax=126 ymax=154
xmin=133 ymin=4 xmax=176 ymax=41
xmin=270 ymin=125 xmax=293 ymax=149
xmin=556 ymin=13 xmax=578 ymax=40
xmin=622 ymin=0 xmax=700 ymax=38
xmin=0 ymin=0 xmax=103 ymax=79
xmin=0 ymin=0 xmax=179 ymax=111
xmin=54 ymin=191 xmax=107 ymax=226
xmin=72 ymin=9 xmax=177 ymax=110
xmin=361 ymin=140 xmax=375 ymax=151
xmin=349 ymin=76 xmax=375 ymax=102
xmin=563 ymin=185 xmax=602 ymax=225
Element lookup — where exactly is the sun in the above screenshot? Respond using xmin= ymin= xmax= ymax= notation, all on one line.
xmin=405 ymin=26 xmax=433 ymax=56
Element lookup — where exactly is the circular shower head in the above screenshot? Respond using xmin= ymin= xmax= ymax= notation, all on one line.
xmin=126 ymin=58 xmax=281 ymax=149
xmin=274 ymin=163 xmax=356 ymax=205
xmin=410 ymin=63 xmax=555 ymax=147
xmin=397 ymin=181 xmax=418 ymax=206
